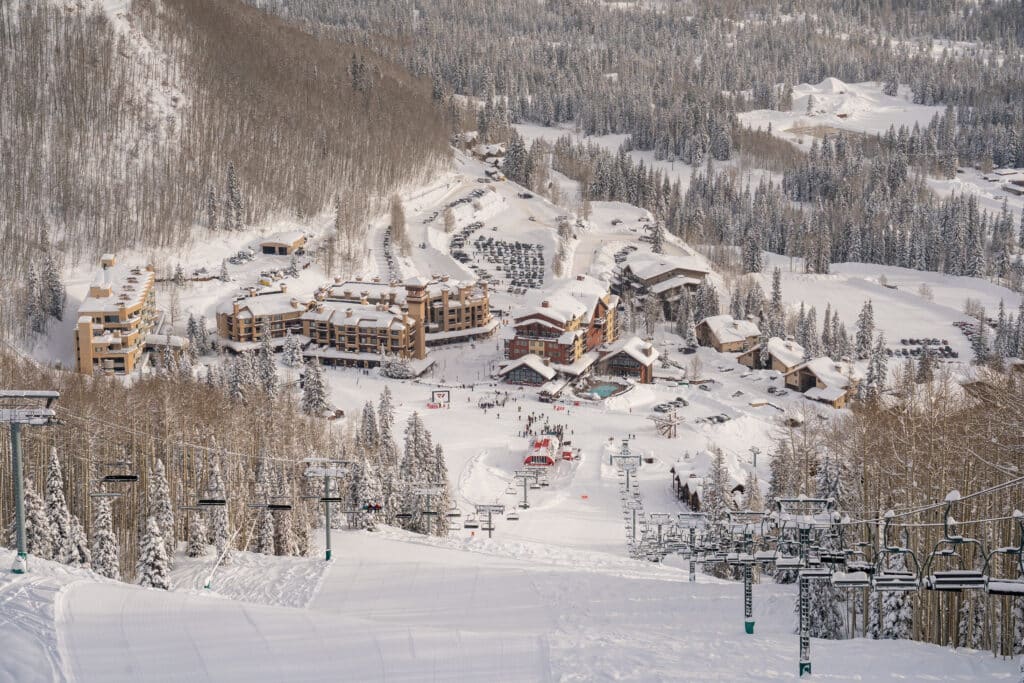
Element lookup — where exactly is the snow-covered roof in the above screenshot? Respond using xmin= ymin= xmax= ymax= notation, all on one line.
xmin=648 ymin=275 xmax=702 ymax=294
xmin=498 ymin=354 xmax=557 ymax=381
xmin=217 ymin=292 xmax=307 ymax=317
xmin=405 ymin=275 xmax=430 ymax=288
xmin=805 ymin=386 xmax=848 ymax=403
xmin=552 ymin=350 xmax=600 ymax=377
xmin=327 ymin=277 xmax=480 ymax=305
xmin=600 ymin=336 xmax=660 ymax=366
xmin=621 ymin=252 xmax=709 ymax=281
xmin=700 ymin=315 xmax=761 ymax=344
xmin=260 ymin=230 xmax=306 ymax=246
xmin=791 ymin=357 xmax=862 ymax=390
xmin=765 ymin=338 xmax=804 ymax=369
xmin=301 ymin=301 xmax=411 ymax=329
xmin=518 ymin=275 xmax=610 ymax=326
xmin=78 ymin=262 xmax=155 ymax=314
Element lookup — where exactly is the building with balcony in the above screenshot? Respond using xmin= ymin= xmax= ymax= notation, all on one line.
xmin=505 ymin=275 xmax=617 ymax=375
xmin=74 ymin=255 xmax=158 ymax=375
xmin=613 ymin=251 xmax=710 ymax=312
xmin=299 ymin=297 xmax=425 ymax=368
xmin=215 ymin=284 xmax=311 ymax=351
xmin=322 ymin=275 xmax=495 ymax=345
xmin=695 ymin=314 xmax=761 ymax=353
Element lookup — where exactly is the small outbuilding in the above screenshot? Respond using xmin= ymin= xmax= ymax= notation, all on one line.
xmin=259 ymin=231 xmax=307 ymax=256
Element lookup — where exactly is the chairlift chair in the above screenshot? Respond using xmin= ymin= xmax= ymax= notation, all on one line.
xmin=922 ymin=500 xmax=987 ymax=592
xmin=506 ymin=511 xmax=520 ymax=521
xmin=983 ymin=511 xmax=1024 ymax=596
xmin=463 ymin=515 xmax=480 ymax=529
xmin=102 ymin=474 xmax=140 ymax=483
xmin=831 ymin=571 xmax=871 ymax=588
xmin=197 ymin=498 xmax=227 ymax=507
xmin=873 ymin=517 xmax=922 ymax=591
xmin=446 ymin=508 xmax=463 ymax=518
xmin=395 ymin=512 xmax=413 ymax=520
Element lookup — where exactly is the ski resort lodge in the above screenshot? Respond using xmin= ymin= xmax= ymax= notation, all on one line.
xmin=595 ymin=336 xmax=659 ymax=383
xmin=215 ymin=285 xmax=310 ymax=350
xmin=505 ymin=275 xmax=618 ymax=372
xmin=322 ymin=275 xmax=495 ymax=345
xmin=74 ymin=255 xmax=159 ymax=375
xmin=695 ymin=314 xmax=761 ymax=353
xmin=613 ymin=252 xmax=709 ymax=310
xmin=737 ymin=337 xmax=806 ymax=374
xmin=497 ymin=354 xmax=557 ymax=386
xmin=299 ymin=279 xmax=434 ymax=368
xmin=783 ymin=357 xmax=862 ymax=409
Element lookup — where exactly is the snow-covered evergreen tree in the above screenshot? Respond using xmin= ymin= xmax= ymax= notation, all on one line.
xmin=767 ymin=267 xmax=784 ymax=338
xmin=255 ymin=507 xmax=275 ymax=554
xmin=149 ymin=459 xmax=175 ymax=565
xmin=90 ymin=495 xmax=120 ymax=580
xmin=855 ymin=300 xmax=875 ymax=359
xmin=282 ymin=332 xmax=304 ymax=368
xmin=187 ymin=511 xmax=207 ymax=558
xmin=7 ymin=475 xmax=53 ymax=560
xmin=257 ymin=327 xmax=278 ymax=397
xmin=207 ymin=458 xmax=230 ymax=565
xmin=301 ymin=358 xmax=329 ymax=415
xmin=41 ymin=248 xmax=66 ymax=321
xmin=45 ymin=447 xmax=75 ymax=564
xmin=137 ymin=516 xmax=171 ymax=590
xmin=649 ymin=221 xmax=665 ymax=254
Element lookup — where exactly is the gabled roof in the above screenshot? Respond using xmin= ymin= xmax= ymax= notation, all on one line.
xmin=600 ymin=335 xmax=660 ymax=366
xmin=789 ymin=357 xmax=862 ymax=390
xmin=497 ymin=354 xmax=557 ymax=381
xmin=517 ymin=275 xmax=611 ymax=326
xmin=699 ymin=315 xmax=761 ymax=344
xmin=742 ymin=337 xmax=805 ymax=368
xmin=621 ymin=252 xmax=709 ymax=281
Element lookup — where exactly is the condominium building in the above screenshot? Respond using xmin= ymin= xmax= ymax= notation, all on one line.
xmin=322 ymin=274 xmax=495 ymax=345
xmin=74 ymin=255 xmax=158 ymax=375
xmin=215 ymin=284 xmax=310 ymax=350
xmin=300 ymin=300 xmax=423 ymax=367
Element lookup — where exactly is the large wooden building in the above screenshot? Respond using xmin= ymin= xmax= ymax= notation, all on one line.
xmin=505 ymin=275 xmax=617 ymax=371
xmin=300 ymin=300 xmax=423 ymax=367
xmin=737 ymin=337 xmax=806 ymax=374
xmin=784 ymin=357 xmax=862 ymax=409
xmin=614 ymin=252 xmax=709 ymax=311
xmin=74 ymin=255 xmax=158 ymax=375
xmin=596 ymin=336 xmax=660 ymax=383
xmin=215 ymin=285 xmax=310 ymax=348
xmin=695 ymin=314 xmax=761 ymax=353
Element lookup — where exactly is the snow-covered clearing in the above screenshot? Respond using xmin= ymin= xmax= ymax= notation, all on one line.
xmin=1 ymin=539 xmax=1016 ymax=681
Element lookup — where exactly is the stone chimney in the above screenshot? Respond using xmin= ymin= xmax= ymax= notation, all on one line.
xmin=334 ymin=276 xmax=343 ymax=284
xmin=345 ymin=308 xmax=353 ymax=318
xmin=576 ymin=274 xmax=585 ymax=281
xmin=279 ymin=283 xmax=287 ymax=293
xmin=541 ymin=300 xmax=550 ymax=308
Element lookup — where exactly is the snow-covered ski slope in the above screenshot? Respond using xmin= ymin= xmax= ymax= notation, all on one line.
xmin=0 ymin=539 xmax=1015 ymax=682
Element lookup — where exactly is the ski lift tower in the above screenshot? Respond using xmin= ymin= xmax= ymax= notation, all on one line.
xmin=728 ymin=511 xmax=767 ymax=634
xmin=776 ymin=496 xmax=835 ymax=677
xmin=513 ymin=469 xmax=539 ymax=509
xmin=646 ymin=409 xmax=681 ymax=438
xmin=303 ymin=458 xmax=352 ymax=560
xmin=677 ymin=512 xmax=706 ymax=583
xmin=1 ymin=390 xmax=60 ymax=574
xmin=414 ymin=486 xmax=445 ymax=536
xmin=475 ymin=503 xmax=505 ymax=539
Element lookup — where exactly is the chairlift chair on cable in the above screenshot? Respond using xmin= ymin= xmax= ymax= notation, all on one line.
xmin=922 ymin=497 xmax=987 ymax=592
xmin=100 ymin=461 xmax=139 ymax=484
xmin=506 ymin=510 xmax=520 ymax=521
xmin=463 ymin=514 xmax=480 ymax=529
xmin=872 ymin=514 xmax=922 ymax=592
xmin=984 ymin=510 xmax=1024 ymax=596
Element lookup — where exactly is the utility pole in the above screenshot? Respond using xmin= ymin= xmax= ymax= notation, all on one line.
xmin=1 ymin=390 xmax=60 ymax=574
